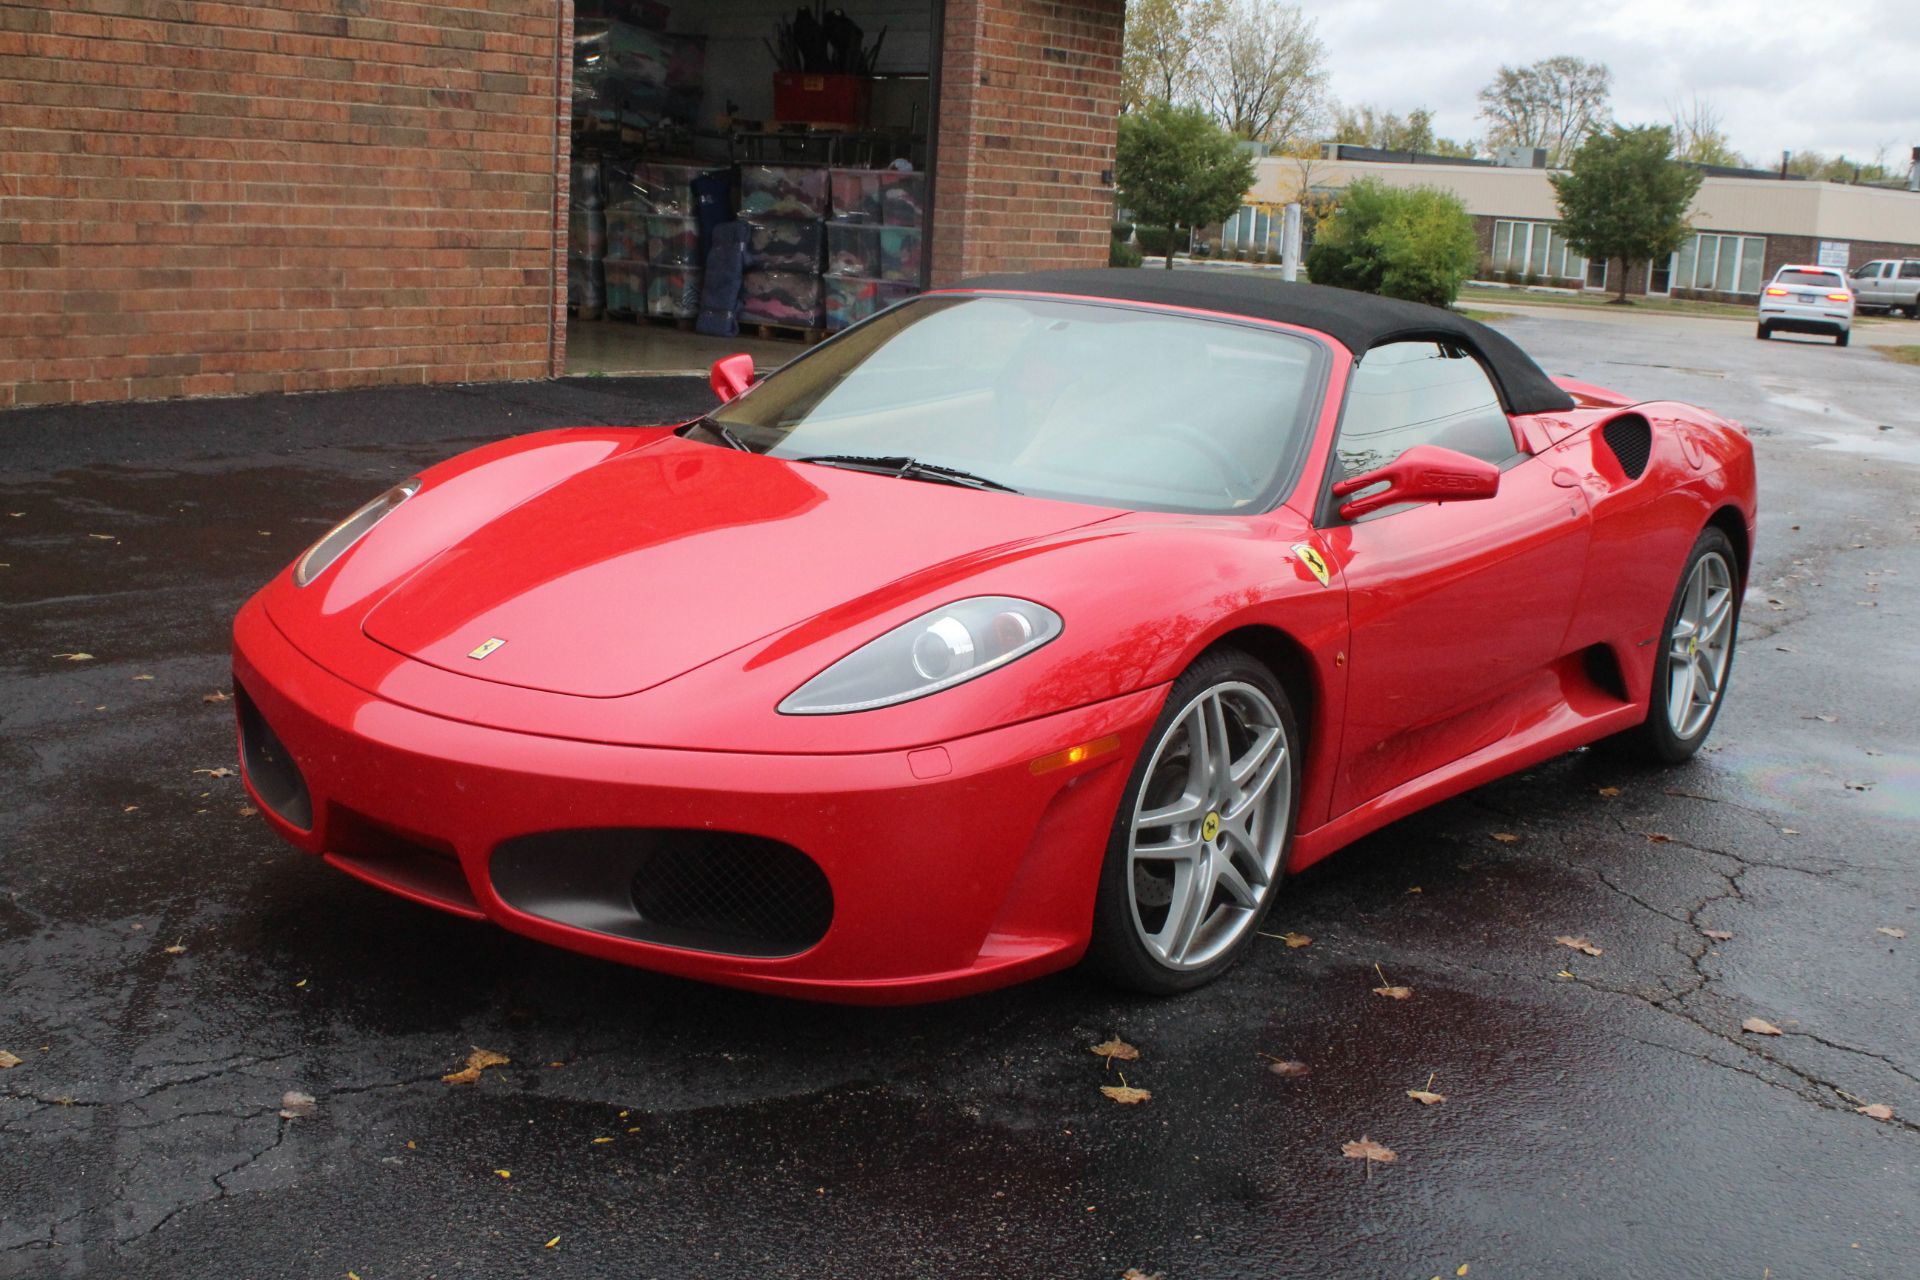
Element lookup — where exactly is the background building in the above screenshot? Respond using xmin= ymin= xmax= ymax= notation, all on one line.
xmin=0 ymin=0 xmax=1123 ymax=409
xmin=1234 ymin=146 xmax=1920 ymax=300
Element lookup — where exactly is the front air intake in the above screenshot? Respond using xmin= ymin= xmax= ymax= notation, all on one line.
xmin=234 ymin=681 xmax=312 ymax=830
xmin=1601 ymin=414 xmax=1653 ymax=480
xmin=491 ymin=829 xmax=833 ymax=957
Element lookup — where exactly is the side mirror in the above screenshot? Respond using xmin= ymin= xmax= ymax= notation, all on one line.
xmin=710 ymin=353 xmax=755 ymax=403
xmin=1331 ymin=444 xmax=1500 ymax=520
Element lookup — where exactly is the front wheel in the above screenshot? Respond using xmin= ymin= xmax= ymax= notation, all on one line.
xmin=1087 ymin=649 xmax=1301 ymax=994
xmin=1609 ymin=527 xmax=1741 ymax=765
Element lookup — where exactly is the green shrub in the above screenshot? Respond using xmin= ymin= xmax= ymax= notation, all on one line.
xmin=1304 ymin=179 xmax=1480 ymax=307
xmin=1110 ymin=234 xmax=1144 ymax=268
xmin=1134 ymin=226 xmax=1177 ymax=257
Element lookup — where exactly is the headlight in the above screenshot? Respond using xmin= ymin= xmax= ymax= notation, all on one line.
xmin=292 ymin=478 xmax=421 ymax=587
xmin=778 ymin=596 xmax=1063 ymax=715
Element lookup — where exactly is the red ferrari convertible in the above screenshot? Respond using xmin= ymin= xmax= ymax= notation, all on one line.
xmin=233 ymin=270 xmax=1755 ymax=1002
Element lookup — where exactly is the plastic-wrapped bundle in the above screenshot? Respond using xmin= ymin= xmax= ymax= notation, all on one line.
xmin=603 ymin=259 xmax=646 ymax=315
xmin=647 ymin=268 xmax=703 ymax=320
xmin=570 ymin=157 xmax=605 ymax=209
xmin=569 ymin=206 xmax=607 ymax=261
xmin=568 ymin=254 xmax=604 ymax=313
xmin=638 ymin=162 xmax=710 ymax=216
xmin=744 ymin=219 xmax=824 ymax=272
xmin=739 ymin=166 xmax=829 ymax=220
xmin=646 ymin=216 xmax=701 ymax=267
xmin=825 ymin=224 xmax=921 ymax=283
xmin=601 ymin=22 xmax=704 ymax=121
xmin=828 ymin=168 xmax=927 ymax=227
xmin=825 ymin=276 xmax=916 ymax=331
xmin=697 ymin=222 xmax=751 ymax=338
xmin=740 ymin=269 xmax=823 ymax=328
xmin=606 ymin=207 xmax=644 ymax=261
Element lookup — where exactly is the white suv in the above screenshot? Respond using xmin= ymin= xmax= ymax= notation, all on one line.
xmin=1757 ymin=265 xmax=1854 ymax=346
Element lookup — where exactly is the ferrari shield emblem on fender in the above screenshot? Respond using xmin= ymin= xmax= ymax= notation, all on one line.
xmin=467 ymin=637 xmax=506 ymax=660
xmin=1291 ymin=543 xmax=1332 ymax=587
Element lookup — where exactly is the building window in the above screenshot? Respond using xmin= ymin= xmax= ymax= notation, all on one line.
xmin=1491 ymin=220 xmax=1590 ymax=285
xmin=1586 ymin=258 xmax=1608 ymax=289
xmin=1673 ymin=233 xmax=1766 ymax=296
xmin=1647 ymin=257 xmax=1672 ymax=295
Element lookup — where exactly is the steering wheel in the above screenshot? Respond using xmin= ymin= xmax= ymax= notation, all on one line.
xmin=1109 ymin=421 xmax=1261 ymax=501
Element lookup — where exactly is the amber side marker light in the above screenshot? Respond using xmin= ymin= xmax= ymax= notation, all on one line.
xmin=1030 ymin=734 xmax=1122 ymax=775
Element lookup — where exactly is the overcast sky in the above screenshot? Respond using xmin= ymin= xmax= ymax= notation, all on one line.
xmin=1311 ymin=0 xmax=1920 ymax=169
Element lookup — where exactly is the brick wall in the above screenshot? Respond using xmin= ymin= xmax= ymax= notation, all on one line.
xmin=0 ymin=0 xmax=572 ymax=409
xmin=930 ymin=0 xmax=1121 ymax=283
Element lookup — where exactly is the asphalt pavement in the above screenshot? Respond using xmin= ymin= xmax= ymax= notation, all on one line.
xmin=2 ymin=316 xmax=1915 ymax=1279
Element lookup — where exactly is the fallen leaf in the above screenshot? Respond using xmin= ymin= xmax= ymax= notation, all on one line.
xmin=1406 ymin=1089 xmax=1446 ymax=1105
xmin=1458 ymin=1267 xmax=1471 ymax=1277
xmin=494 ymin=1169 xmax=512 ymax=1179
xmin=203 ymin=690 xmax=232 ymax=703
xmin=1876 ymin=927 xmax=1906 ymax=939
xmin=0 ymin=1050 xmax=21 ymax=1069
xmin=1556 ymin=969 xmax=1575 ymax=979
xmin=1702 ymin=929 xmax=1734 ymax=942
xmin=545 ymin=1236 xmax=561 ymax=1248
xmin=1805 ymin=714 xmax=1837 ymax=723
xmin=1373 ymin=985 xmax=1413 ymax=1000
xmin=88 ymin=533 xmax=115 ymax=540
xmin=132 ymin=674 xmax=154 ymax=682
xmin=1090 ymin=1038 xmax=1139 ymax=1062
xmin=1280 ymin=931 xmax=1312 ymax=948
xmin=1781 ymin=828 xmax=1800 ymax=836
xmin=443 ymin=1047 xmax=511 ymax=1084
xmin=278 ymin=1090 xmax=317 ymax=1119
xmin=1121 ymin=1270 xmax=1166 ymax=1280
xmin=237 ymin=805 xmax=258 ymax=817
xmin=163 ymin=943 xmax=187 ymax=955
xmin=1597 ymin=786 xmax=1621 ymax=797
xmin=293 ymin=977 xmax=307 ymax=988
xmin=1741 ymin=1017 xmax=1783 ymax=1036
xmin=1555 ymin=935 xmax=1603 ymax=957
xmin=1266 ymin=1059 xmax=1311 ymax=1078
xmin=1100 ymin=1084 xmax=1151 ymax=1104
xmin=193 ymin=766 xmax=237 ymax=778
xmin=590 ymin=1136 xmax=614 ymax=1144
xmin=1646 ymin=833 xmax=1674 ymax=843
xmin=53 ymin=653 xmax=94 ymax=662
xmin=1490 ymin=832 xmax=1520 ymax=844
xmin=1406 ymin=886 xmax=1422 ymax=894
xmin=1341 ymin=1136 xmax=1397 ymax=1163
xmin=1856 ymin=1103 xmax=1894 ymax=1121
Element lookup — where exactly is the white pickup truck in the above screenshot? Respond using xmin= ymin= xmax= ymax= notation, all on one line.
xmin=1846 ymin=258 xmax=1920 ymax=316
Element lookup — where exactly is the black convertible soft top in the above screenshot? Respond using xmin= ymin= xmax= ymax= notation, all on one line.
xmin=949 ymin=269 xmax=1577 ymax=416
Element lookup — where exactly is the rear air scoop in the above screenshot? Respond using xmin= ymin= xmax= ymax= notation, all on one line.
xmin=360 ymin=439 xmax=1111 ymax=698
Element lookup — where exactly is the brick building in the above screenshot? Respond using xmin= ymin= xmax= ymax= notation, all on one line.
xmin=0 ymin=0 xmax=1123 ymax=409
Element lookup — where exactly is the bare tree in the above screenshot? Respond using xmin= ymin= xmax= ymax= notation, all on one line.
xmin=1668 ymin=95 xmax=1746 ymax=168
xmin=1122 ymin=0 xmax=1225 ymax=112
xmin=1478 ymin=56 xmax=1612 ymax=165
xmin=1326 ymin=102 xmax=1478 ymax=157
xmin=1194 ymin=0 xmax=1329 ymax=145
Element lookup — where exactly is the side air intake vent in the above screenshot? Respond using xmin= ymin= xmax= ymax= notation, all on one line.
xmin=1602 ymin=415 xmax=1653 ymax=480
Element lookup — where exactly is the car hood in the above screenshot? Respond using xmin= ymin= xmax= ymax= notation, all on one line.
xmin=359 ymin=437 xmax=1122 ymax=698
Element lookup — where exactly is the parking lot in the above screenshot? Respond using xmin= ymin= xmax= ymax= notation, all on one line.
xmin=2 ymin=311 xmax=1915 ymax=1278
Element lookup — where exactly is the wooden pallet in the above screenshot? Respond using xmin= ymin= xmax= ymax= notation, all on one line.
xmin=746 ymin=321 xmax=825 ymax=344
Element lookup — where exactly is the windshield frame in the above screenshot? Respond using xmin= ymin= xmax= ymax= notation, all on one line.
xmin=696 ymin=291 xmax=1335 ymax=517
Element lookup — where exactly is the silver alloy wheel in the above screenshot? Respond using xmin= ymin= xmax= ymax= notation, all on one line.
xmin=1126 ymin=680 xmax=1292 ymax=970
xmin=1666 ymin=550 xmax=1736 ymax=740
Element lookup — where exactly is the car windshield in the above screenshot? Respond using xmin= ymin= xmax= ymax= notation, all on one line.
xmin=1776 ymin=270 xmax=1844 ymax=288
xmin=705 ymin=294 xmax=1328 ymax=513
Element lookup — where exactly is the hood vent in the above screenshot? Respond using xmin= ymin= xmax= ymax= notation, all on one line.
xmin=1601 ymin=414 xmax=1652 ymax=480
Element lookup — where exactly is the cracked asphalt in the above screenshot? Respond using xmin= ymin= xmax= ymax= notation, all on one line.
xmin=2 ymin=314 xmax=1916 ymax=1278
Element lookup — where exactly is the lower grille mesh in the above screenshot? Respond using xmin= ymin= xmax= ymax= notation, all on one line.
xmin=632 ymin=833 xmax=833 ymax=952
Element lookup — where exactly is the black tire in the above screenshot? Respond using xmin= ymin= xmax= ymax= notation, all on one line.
xmin=1608 ymin=526 xmax=1741 ymax=765
xmin=1907 ymin=302 xmax=1920 ymax=320
xmin=1087 ymin=648 xmax=1302 ymax=994
xmin=1837 ymin=329 xmax=1850 ymax=347
xmin=1755 ymin=323 xmax=1770 ymax=340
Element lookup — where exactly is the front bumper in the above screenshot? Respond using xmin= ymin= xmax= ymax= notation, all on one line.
xmin=231 ymin=597 xmax=1163 ymax=1003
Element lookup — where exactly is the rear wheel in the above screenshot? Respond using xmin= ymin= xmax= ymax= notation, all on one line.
xmin=1837 ymin=329 xmax=1850 ymax=347
xmin=1087 ymin=649 xmax=1300 ymax=994
xmin=1755 ymin=323 xmax=1770 ymax=340
xmin=1609 ymin=527 xmax=1740 ymax=765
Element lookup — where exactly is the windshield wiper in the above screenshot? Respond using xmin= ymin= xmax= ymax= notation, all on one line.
xmin=791 ymin=454 xmax=1020 ymax=494
xmin=685 ymin=415 xmax=754 ymax=452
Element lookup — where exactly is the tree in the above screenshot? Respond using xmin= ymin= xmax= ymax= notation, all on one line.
xmin=1193 ymin=0 xmax=1329 ymax=144
xmin=1478 ymin=56 xmax=1611 ymax=165
xmin=1667 ymin=96 xmax=1745 ymax=168
xmin=1122 ymin=0 xmax=1223 ymax=112
xmin=1304 ymin=179 xmax=1479 ymax=307
xmin=1551 ymin=124 xmax=1703 ymax=303
xmin=1115 ymin=101 xmax=1259 ymax=269
xmin=1326 ymin=102 xmax=1479 ymax=158
xmin=1785 ymin=148 xmax=1897 ymax=184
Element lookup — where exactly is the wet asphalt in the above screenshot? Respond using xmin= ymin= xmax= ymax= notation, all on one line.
xmin=1 ymin=315 xmax=1916 ymax=1279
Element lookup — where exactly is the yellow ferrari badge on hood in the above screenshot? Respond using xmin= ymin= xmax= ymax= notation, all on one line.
xmin=1291 ymin=543 xmax=1331 ymax=587
xmin=468 ymin=637 xmax=505 ymax=660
